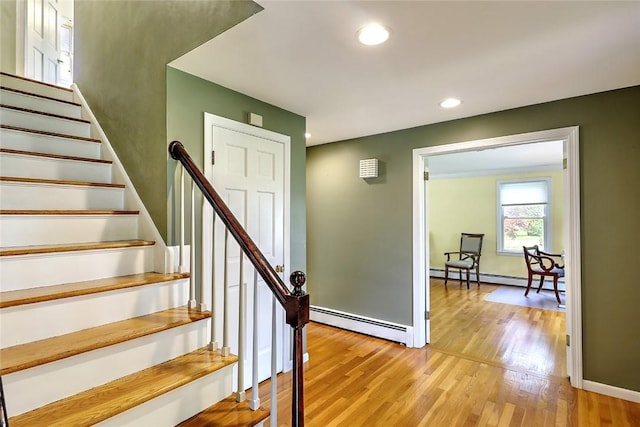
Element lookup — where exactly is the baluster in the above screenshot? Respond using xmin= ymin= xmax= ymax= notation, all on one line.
xmin=189 ymin=181 xmax=197 ymax=309
xmin=250 ymin=268 xmax=260 ymax=410
xmin=270 ymin=295 xmax=278 ymax=427
xmin=197 ymin=192 xmax=207 ymax=312
xmin=208 ymin=215 xmax=218 ymax=351
xmin=178 ymin=166 xmax=186 ymax=273
xmin=236 ymin=253 xmax=246 ymax=402
xmin=222 ymin=229 xmax=230 ymax=357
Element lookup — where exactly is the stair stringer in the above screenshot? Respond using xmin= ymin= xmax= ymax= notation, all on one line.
xmin=71 ymin=84 xmax=175 ymax=274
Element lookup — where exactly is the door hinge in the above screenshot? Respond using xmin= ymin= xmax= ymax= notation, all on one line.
xmin=425 ymin=310 xmax=430 ymax=320
xmin=423 ymin=171 xmax=429 ymax=181
xmin=211 ymin=150 xmax=215 ymax=165
xmin=566 ymin=334 xmax=570 ymax=347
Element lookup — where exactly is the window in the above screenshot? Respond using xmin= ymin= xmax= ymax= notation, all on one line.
xmin=497 ymin=179 xmax=550 ymax=253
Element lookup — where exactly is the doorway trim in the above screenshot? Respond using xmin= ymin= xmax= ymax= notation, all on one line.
xmin=411 ymin=126 xmax=583 ymax=388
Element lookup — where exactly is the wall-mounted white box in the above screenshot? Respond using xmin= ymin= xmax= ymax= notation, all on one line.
xmin=359 ymin=159 xmax=378 ymax=178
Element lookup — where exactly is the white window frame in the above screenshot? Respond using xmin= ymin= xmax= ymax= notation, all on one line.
xmin=497 ymin=178 xmax=552 ymax=255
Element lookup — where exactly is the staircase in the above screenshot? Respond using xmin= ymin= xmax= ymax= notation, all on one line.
xmin=0 ymin=73 xmax=268 ymax=426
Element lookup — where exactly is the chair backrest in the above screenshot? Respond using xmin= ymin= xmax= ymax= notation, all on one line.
xmin=460 ymin=233 xmax=484 ymax=257
xmin=522 ymin=245 xmax=540 ymax=271
xmin=523 ymin=245 xmax=562 ymax=273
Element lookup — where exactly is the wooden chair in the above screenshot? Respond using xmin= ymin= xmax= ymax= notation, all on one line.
xmin=523 ymin=245 xmax=564 ymax=304
xmin=444 ymin=233 xmax=484 ymax=288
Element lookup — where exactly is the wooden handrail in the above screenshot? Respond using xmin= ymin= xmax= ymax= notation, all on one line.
xmin=169 ymin=140 xmax=308 ymax=426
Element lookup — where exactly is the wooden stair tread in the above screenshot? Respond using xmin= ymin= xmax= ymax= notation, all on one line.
xmin=0 ymin=147 xmax=112 ymax=164
xmin=0 ymin=175 xmax=124 ymax=188
xmin=0 ymin=85 xmax=81 ymax=106
xmin=0 ymin=272 xmax=189 ymax=309
xmin=178 ymin=396 xmax=270 ymax=427
xmin=0 ymin=209 xmax=138 ymax=215
xmin=0 ymin=103 xmax=90 ymax=124
xmin=8 ymin=346 xmax=236 ymax=427
xmin=0 ymin=124 xmax=101 ymax=143
xmin=0 ymin=71 xmax=73 ymax=92
xmin=0 ymin=239 xmax=155 ymax=257
xmin=0 ymin=306 xmax=211 ymax=375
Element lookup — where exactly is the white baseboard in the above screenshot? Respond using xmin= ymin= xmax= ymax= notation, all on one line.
xmin=310 ymin=305 xmax=413 ymax=347
xmin=430 ymin=269 xmax=565 ymax=291
xmin=284 ymin=352 xmax=310 ymax=373
xmin=582 ymin=380 xmax=640 ymax=403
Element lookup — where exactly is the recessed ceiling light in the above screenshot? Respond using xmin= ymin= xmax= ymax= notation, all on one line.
xmin=357 ymin=23 xmax=390 ymax=46
xmin=440 ymin=98 xmax=462 ymax=108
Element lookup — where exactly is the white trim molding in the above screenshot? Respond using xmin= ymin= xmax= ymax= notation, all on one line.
xmin=583 ymin=380 xmax=640 ymax=404
xmin=412 ymin=126 xmax=583 ymax=388
xmin=310 ymin=305 xmax=414 ymax=347
xmin=429 ymin=269 xmax=565 ymax=291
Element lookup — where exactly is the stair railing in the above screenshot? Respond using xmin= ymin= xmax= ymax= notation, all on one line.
xmin=169 ymin=140 xmax=309 ymax=427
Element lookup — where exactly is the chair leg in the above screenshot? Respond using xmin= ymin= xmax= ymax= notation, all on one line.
xmin=459 ymin=269 xmax=463 ymax=287
xmin=536 ymin=275 xmax=544 ymax=293
xmin=466 ymin=269 xmax=470 ymax=289
xmin=444 ymin=266 xmax=449 ymax=286
xmin=553 ymin=276 xmax=561 ymax=304
xmin=475 ymin=266 xmax=480 ymax=287
xmin=524 ymin=273 xmax=533 ymax=296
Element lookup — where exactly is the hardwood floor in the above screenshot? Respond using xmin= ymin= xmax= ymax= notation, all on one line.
xmin=256 ymin=279 xmax=640 ymax=426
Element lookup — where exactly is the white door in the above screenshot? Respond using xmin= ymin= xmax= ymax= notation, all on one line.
xmin=203 ymin=113 xmax=290 ymax=390
xmin=26 ymin=0 xmax=61 ymax=84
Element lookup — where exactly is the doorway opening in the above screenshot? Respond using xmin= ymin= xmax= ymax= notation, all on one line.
xmin=411 ymin=126 xmax=583 ymax=388
xmin=19 ymin=0 xmax=74 ymax=87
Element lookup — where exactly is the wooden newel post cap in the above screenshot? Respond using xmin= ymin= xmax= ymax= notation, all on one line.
xmin=290 ymin=271 xmax=306 ymax=296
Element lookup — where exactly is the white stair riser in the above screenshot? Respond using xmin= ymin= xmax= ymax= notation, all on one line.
xmin=0 ymin=279 xmax=189 ymax=347
xmin=3 ymin=320 xmax=211 ymax=417
xmin=0 ymin=182 xmax=124 ymax=210
xmin=0 ymin=88 xmax=82 ymax=118
xmin=0 ymin=106 xmax=91 ymax=137
xmin=0 ymin=153 xmax=112 ymax=183
xmin=0 ymin=75 xmax=75 ymax=103
xmin=0 ymin=214 xmax=139 ymax=249
xmin=0 ymin=246 xmax=154 ymax=291
xmin=0 ymin=128 xmax=101 ymax=159
xmin=96 ymin=366 xmax=234 ymax=427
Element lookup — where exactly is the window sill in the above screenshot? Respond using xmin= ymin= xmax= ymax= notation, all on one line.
xmin=497 ymin=251 xmax=524 ymax=257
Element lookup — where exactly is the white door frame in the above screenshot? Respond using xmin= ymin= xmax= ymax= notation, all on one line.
xmin=411 ymin=126 xmax=583 ymax=388
xmin=202 ymin=112 xmax=292 ymax=372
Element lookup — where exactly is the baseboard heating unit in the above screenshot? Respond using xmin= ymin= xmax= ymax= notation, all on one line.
xmin=310 ymin=305 xmax=413 ymax=347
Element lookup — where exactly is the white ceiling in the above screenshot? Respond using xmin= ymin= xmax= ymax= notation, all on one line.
xmin=427 ymin=140 xmax=564 ymax=179
xmin=170 ymin=1 xmax=640 ymax=148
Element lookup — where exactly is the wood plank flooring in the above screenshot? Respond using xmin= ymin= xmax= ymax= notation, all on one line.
xmin=255 ymin=279 xmax=640 ymax=426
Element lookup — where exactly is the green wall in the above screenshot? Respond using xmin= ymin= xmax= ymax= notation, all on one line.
xmin=1 ymin=0 xmax=17 ymax=74
xmin=306 ymin=85 xmax=640 ymax=392
xmin=73 ymin=0 xmax=262 ymax=240
xmin=429 ymin=171 xmax=564 ymax=278
xmin=166 ymin=66 xmax=307 ymax=273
